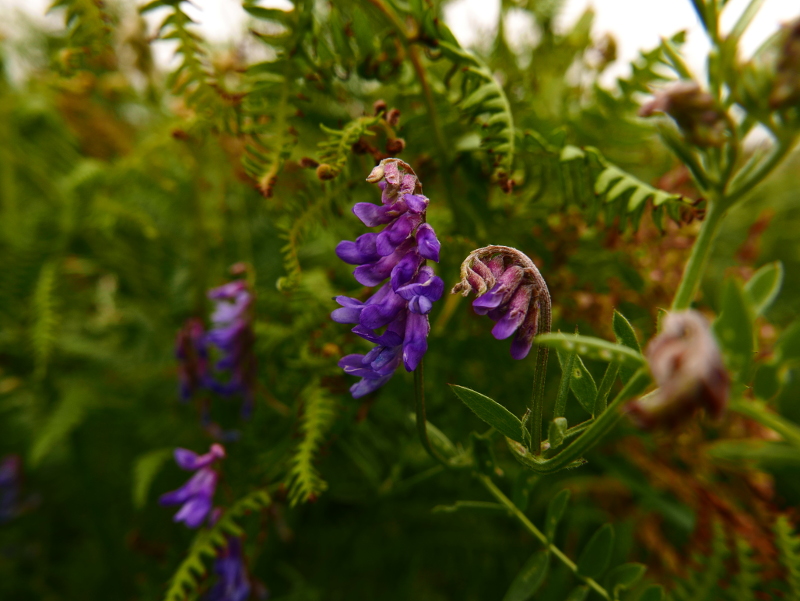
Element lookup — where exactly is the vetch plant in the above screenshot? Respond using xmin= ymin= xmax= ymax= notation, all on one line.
xmin=159 ymin=444 xmax=225 ymax=529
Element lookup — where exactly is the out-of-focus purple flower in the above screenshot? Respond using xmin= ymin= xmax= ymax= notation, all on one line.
xmin=451 ymin=246 xmax=551 ymax=360
xmin=626 ymin=310 xmax=729 ymax=429
xmin=208 ymin=536 xmax=252 ymax=601
xmin=0 ymin=455 xmax=21 ymax=523
xmin=160 ymin=444 xmax=225 ymax=528
xmin=176 ymin=318 xmax=209 ymax=401
xmin=205 ymin=280 xmax=257 ymax=417
xmin=332 ymin=159 xmax=443 ymax=398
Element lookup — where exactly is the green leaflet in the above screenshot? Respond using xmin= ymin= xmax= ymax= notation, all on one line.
xmin=544 ymin=488 xmax=571 ymax=541
xmin=556 ymin=349 xmax=598 ymax=414
xmin=712 ymin=279 xmax=755 ymax=382
xmin=315 ymin=116 xmax=382 ymax=180
xmin=606 ymin=562 xmax=646 ymax=596
xmin=450 ymin=385 xmax=525 ymax=443
xmin=503 ymin=550 xmax=550 ymax=601
xmin=132 ymin=448 xmax=173 ymax=510
xmin=536 ymin=333 xmax=645 ymax=367
xmin=744 ymin=261 xmax=783 ymax=316
xmin=576 ymin=523 xmax=615 ymax=579
xmin=613 ymin=310 xmax=642 ymax=383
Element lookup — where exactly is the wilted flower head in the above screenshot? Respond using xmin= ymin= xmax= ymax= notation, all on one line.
xmin=770 ymin=17 xmax=800 ymax=109
xmin=0 ymin=455 xmax=22 ymax=523
xmin=205 ymin=280 xmax=257 ymax=417
xmin=331 ymin=158 xmax=443 ymax=398
xmin=159 ymin=444 xmax=225 ymax=528
xmin=175 ymin=317 xmax=209 ymax=401
xmin=451 ymin=245 xmax=551 ymax=360
xmin=639 ymin=81 xmax=728 ymax=147
xmin=208 ymin=536 xmax=252 ymax=601
xmin=626 ymin=310 xmax=729 ymax=429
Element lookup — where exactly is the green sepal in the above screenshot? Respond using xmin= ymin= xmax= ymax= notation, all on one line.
xmin=450 ymin=385 xmax=525 ymax=443
xmin=548 ymin=417 xmax=568 ymax=451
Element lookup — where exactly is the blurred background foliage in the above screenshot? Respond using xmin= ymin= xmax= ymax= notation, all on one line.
xmin=1 ymin=0 xmax=799 ymax=599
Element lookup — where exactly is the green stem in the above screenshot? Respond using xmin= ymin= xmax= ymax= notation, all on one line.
xmin=730 ymin=400 xmax=800 ymax=449
xmin=671 ymin=199 xmax=724 ymax=311
xmin=476 ymin=474 xmax=611 ymax=600
xmin=413 ymin=361 xmax=452 ymax=468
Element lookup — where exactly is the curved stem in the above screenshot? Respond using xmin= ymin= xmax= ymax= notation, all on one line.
xmin=413 ymin=361 xmax=453 ymax=468
xmin=671 ymin=199 xmax=725 ymax=311
xmin=476 ymin=474 xmax=611 ymax=600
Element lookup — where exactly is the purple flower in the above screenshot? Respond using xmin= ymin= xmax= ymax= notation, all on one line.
xmin=451 ymin=246 xmax=550 ymax=360
xmin=176 ymin=318 xmax=209 ymax=401
xmin=0 ymin=455 xmax=21 ymax=523
xmin=208 ymin=536 xmax=252 ymax=601
xmin=159 ymin=444 xmax=225 ymax=528
xmin=205 ymin=280 xmax=257 ymax=417
xmin=332 ymin=159 xmax=443 ymax=398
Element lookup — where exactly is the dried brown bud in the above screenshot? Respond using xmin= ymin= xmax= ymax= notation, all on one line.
xmin=626 ymin=310 xmax=729 ymax=429
xmin=373 ymin=99 xmax=388 ymax=115
xmin=385 ymin=138 xmax=406 ymax=154
xmin=351 ymin=139 xmax=373 ymax=155
xmin=385 ymin=108 xmax=401 ymax=127
xmin=639 ymin=82 xmax=728 ymax=147
xmin=316 ymin=163 xmax=337 ymax=181
xmin=299 ymin=156 xmax=320 ymax=169
xmin=770 ymin=17 xmax=800 ymax=109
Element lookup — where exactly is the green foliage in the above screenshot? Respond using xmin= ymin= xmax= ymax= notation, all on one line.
xmin=163 ymin=490 xmax=271 ymax=601
xmin=450 ymin=384 xmax=526 ymax=444
xmin=31 ymin=261 xmax=59 ymax=380
xmin=286 ymin=382 xmax=337 ymax=506
xmin=775 ymin=516 xmax=800 ymax=600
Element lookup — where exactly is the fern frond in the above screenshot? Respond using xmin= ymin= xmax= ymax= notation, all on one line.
xmin=726 ymin=535 xmax=760 ymax=601
xmin=30 ymin=387 xmax=92 ymax=467
xmin=670 ymin=521 xmax=728 ymax=601
xmin=315 ymin=116 xmax=382 ymax=180
xmin=775 ymin=516 xmax=800 ymax=600
xmin=437 ymin=40 xmax=515 ymax=189
xmin=32 ymin=261 xmax=59 ymax=380
xmin=163 ymin=489 xmax=271 ymax=601
xmin=286 ymin=382 xmax=336 ymax=506
xmin=50 ymin=0 xmax=113 ymax=68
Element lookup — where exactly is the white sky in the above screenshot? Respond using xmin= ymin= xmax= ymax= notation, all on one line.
xmin=1 ymin=0 xmax=798 ymax=82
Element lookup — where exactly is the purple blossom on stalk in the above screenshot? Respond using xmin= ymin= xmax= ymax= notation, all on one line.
xmin=159 ymin=444 xmax=225 ymax=528
xmin=0 ymin=455 xmax=21 ymax=523
xmin=176 ymin=318 xmax=210 ymax=401
xmin=205 ymin=280 xmax=257 ymax=417
xmin=451 ymin=245 xmax=551 ymax=360
xmin=331 ymin=158 xmax=443 ymax=398
xmin=208 ymin=536 xmax=253 ymax=601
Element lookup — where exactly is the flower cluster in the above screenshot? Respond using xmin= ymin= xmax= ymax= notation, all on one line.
xmin=205 ymin=281 xmax=257 ymax=417
xmin=452 ymin=245 xmax=551 ymax=360
xmin=331 ymin=158 xmax=443 ymax=398
xmin=626 ymin=310 xmax=729 ymax=429
xmin=208 ymin=536 xmax=254 ymax=601
xmin=0 ymin=455 xmax=21 ymax=523
xmin=174 ymin=279 xmax=257 ymax=417
xmin=159 ymin=443 xmax=225 ymax=528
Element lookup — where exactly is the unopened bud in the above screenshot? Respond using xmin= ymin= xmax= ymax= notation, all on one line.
xmin=626 ymin=310 xmax=729 ymax=429
xmin=385 ymin=108 xmax=401 ymax=127
xmin=639 ymin=81 xmax=728 ymax=147
xmin=299 ymin=156 xmax=319 ymax=169
xmin=316 ymin=163 xmax=336 ymax=181
xmin=770 ymin=18 xmax=800 ymax=109
xmin=365 ymin=164 xmax=385 ymax=183
xmin=373 ymin=99 xmax=388 ymax=115
xmin=386 ymin=138 xmax=406 ymax=154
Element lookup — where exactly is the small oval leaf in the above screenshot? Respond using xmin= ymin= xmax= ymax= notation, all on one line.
xmin=536 ymin=334 xmax=645 ymax=367
xmin=745 ymin=261 xmax=783 ymax=316
xmin=450 ymin=385 xmax=524 ymax=443
xmin=639 ymin=584 xmax=665 ymax=601
xmin=576 ymin=523 xmax=615 ymax=579
xmin=607 ymin=562 xmax=646 ymax=592
xmin=613 ymin=310 xmax=641 ymax=383
xmin=565 ymin=586 xmax=589 ymax=601
xmin=503 ymin=551 xmax=550 ymax=601
xmin=545 ymin=488 xmax=571 ymax=541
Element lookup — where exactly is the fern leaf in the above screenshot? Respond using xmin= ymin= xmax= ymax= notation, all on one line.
xmin=726 ymin=535 xmax=760 ymax=601
xmin=286 ymin=382 xmax=336 ymax=506
xmin=32 ymin=261 xmax=59 ymax=380
xmin=30 ymin=387 xmax=92 ymax=467
xmin=775 ymin=516 xmax=800 ymax=600
xmin=670 ymin=521 xmax=728 ymax=601
xmin=315 ymin=116 xmax=382 ymax=180
xmin=50 ymin=0 xmax=113 ymax=68
xmin=163 ymin=489 xmax=271 ymax=601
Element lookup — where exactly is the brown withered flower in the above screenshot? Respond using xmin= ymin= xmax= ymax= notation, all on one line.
xmin=770 ymin=17 xmax=800 ymax=109
xmin=626 ymin=310 xmax=729 ymax=429
xmin=639 ymin=81 xmax=728 ymax=147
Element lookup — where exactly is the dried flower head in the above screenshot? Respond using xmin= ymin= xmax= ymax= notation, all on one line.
xmin=770 ymin=17 xmax=800 ymax=109
xmin=639 ymin=81 xmax=728 ymax=147
xmin=626 ymin=310 xmax=729 ymax=429
xmin=451 ymin=246 xmax=551 ymax=360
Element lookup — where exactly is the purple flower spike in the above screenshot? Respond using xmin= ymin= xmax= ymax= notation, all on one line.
xmin=160 ymin=443 xmax=224 ymax=529
xmin=332 ymin=159 xmax=442 ymax=398
xmin=208 ymin=536 xmax=253 ymax=601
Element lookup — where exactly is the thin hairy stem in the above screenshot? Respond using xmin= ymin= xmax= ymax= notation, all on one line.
xmin=477 ymin=474 xmax=611 ymax=600
xmin=413 ymin=361 xmax=453 ymax=468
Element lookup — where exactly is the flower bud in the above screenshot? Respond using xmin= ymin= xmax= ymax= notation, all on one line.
xmin=770 ymin=17 xmax=800 ymax=109
xmin=639 ymin=81 xmax=728 ymax=147
xmin=626 ymin=310 xmax=729 ymax=429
